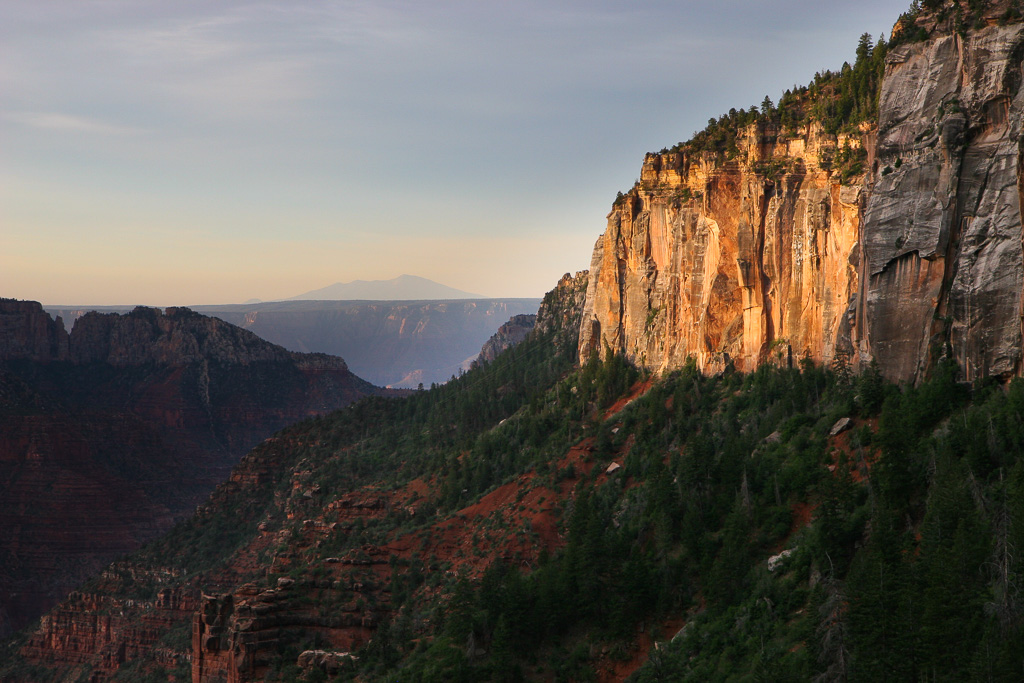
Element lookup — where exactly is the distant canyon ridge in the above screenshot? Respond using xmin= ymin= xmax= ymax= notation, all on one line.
xmin=48 ymin=298 xmax=542 ymax=388
xmin=284 ymin=274 xmax=485 ymax=301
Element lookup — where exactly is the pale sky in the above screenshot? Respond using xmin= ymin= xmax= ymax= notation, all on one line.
xmin=2 ymin=0 xmax=906 ymax=305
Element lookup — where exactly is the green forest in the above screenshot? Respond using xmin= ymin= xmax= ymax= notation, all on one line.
xmin=361 ymin=353 xmax=1024 ymax=682
xmin=660 ymin=30 xmax=888 ymax=163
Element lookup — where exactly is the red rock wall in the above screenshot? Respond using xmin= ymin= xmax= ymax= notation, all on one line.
xmin=17 ymin=587 xmax=195 ymax=679
xmin=0 ymin=300 xmax=68 ymax=362
xmin=0 ymin=304 xmax=380 ymax=636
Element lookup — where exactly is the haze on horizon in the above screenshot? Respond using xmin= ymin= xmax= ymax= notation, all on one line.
xmin=2 ymin=0 xmax=903 ymax=307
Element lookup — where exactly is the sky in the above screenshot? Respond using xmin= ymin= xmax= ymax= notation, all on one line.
xmin=2 ymin=0 xmax=906 ymax=305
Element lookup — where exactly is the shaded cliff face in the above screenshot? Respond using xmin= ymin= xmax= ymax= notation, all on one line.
xmin=580 ymin=124 xmax=865 ymax=375
xmin=0 ymin=302 xmax=380 ymax=637
xmin=581 ymin=19 xmax=1024 ymax=383
xmin=67 ymin=305 xmax=301 ymax=366
xmin=0 ymin=300 xmax=68 ymax=362
xmin=864 ymin=23 xmax=1024 ymax=382
xmin=475 ymin=314 xmax=537 ymax=364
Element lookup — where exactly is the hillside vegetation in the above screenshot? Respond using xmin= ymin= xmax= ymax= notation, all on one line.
xmin=6 ymin=270 xmax=1024 ymax=681
xmin=658 ymin=30 xmax=886 ymax=164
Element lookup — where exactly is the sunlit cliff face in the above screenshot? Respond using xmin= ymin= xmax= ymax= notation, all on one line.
xmin=580 ymin=119 xmax=864 ymax=377
xmin=582 ymin=21 xmax=1024 ymax=384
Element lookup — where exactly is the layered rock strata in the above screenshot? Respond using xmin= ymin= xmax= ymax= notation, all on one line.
xmin=0 ymin=302 xmax=380 ymax=635
xmin=581 ymin=19 xmax=1024 ymax=383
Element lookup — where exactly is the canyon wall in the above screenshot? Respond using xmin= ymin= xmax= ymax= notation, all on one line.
xmin=0 ymin=300 xmax=68 ymax=362
xmin=579 ymin=124 xmax=865 ymax=375
xmin=863 ymin=24 xmax=1024 ymax=381
xmin=48 ymin=299 xmax=543 ymax=389
xmin=580 ymin=20 xmax=1024 ymax=383
xmin=0 ymin=302 xmax=381 ymax=637
xmin=0 ymin=272 xmax=588 ymax=682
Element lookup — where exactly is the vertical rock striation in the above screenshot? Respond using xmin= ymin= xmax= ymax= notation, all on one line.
xmin=864 ymin=22 xmax=1024 ymax=382
xmin=579 ymin=124 xmax=865 ymax=375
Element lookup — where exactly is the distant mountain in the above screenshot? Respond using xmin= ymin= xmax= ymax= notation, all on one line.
xmin=287 ymin=274 xmax=484 ymax=301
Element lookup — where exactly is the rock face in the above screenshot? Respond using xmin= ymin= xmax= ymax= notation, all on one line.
xmin=66 ymin=305 xmax=302 ymax=366
xmin=580 ymin=20 xmax=1024 ymax=384
xmin=863 ymin=24 xmax=1024 ymax=382
xmin=18 ymin=586 xmax=195 ymax=676
xmin=0 ymin=299 xmax=68 ymax=362
xmin=0 ymin=302 xmax=380 ymax=636
xmin=538 ymin=271 xmax=590 ymax=341
xmin=579 ymin=124 xmax=865 ymax=375
xmin=475 ymin=314 xmax=537 ymax=365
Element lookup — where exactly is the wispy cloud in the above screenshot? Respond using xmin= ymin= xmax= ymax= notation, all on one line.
xmin=87 ymin=7 xmax=321 ymax=119
xmin=6 ymin=111 xmax=145 ymax=136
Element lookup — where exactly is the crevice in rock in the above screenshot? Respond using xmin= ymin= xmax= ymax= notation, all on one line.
xmin=756 ymin=180 xmax=775 ymax=364
xmin=1015 ymin=135 xmax=1024 ymax=378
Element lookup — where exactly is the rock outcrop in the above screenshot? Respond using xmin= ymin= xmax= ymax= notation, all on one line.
xmin=579 ymin=123 xmax=865 ymax=375
xmin=538 ymin=271 xmax=589 ymax=341
xmin=0 ymin=302 xmax=381 ymax=636
xmin=580 ymin=17 xmax=1024 ymax=383
xmin=67 ymin=306 xmax=300 ymax=366
xmin=0 ymin=299 xmax=68 ymax=362
xmin=18 ymin=586 xmax=195 ymax=677
xmin=475 ymin=314 xmax=537 ymax=365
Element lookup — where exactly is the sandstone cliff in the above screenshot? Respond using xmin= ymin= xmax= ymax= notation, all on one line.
xmin=579 ymin=122 xmax=866 ymax=376
xmin=580 ymin=11 xmax=1024 ymax=383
